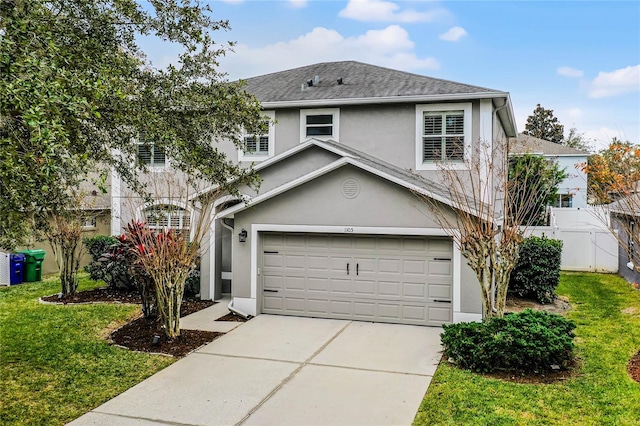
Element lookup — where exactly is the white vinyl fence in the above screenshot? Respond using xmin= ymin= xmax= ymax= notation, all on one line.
xmin=523 ymin=207 xmax=618 ymax=273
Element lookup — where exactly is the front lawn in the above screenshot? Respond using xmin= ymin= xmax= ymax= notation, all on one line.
xmin=414 ymin=272 xmax=640 ymax=425
xmin=0 ymin=274 xmax=174 ymax=425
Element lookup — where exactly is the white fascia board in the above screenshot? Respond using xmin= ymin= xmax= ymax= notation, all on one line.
xmin=261 ymin=92 xmax=511 ymax=109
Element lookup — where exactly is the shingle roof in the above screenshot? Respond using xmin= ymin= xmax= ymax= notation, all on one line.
xmin=242 ymin=61 xmax=501 ymax=103
xmin=510 ymin=134 xmax=590 ymax=156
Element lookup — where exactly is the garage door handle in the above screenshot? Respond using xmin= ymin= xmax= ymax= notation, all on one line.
xmin=356 ymin=263 xmax=359 ymax=275
xmin=264 ymin=289 xmax=278 ymax=293
xmin=264 ymin=251 xmax=279 ymax=254
xmin=434 ymin=299 xmax=451 ymax=303
xmin=434 ymin=258 xmax=451 ymax=261
xmin=347 ymin=263 xmax=349 ymax=275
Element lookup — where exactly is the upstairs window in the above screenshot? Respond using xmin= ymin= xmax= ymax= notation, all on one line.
xmin=300 ymin=108 xmax=339 ymax=142
xmin=137 ymin=143 xmax=166 ymax=167
xmin=239 ymin=111 xmax=275 ymax=162
xmin=415 ymin=103 xmax=471 ymax=170
xmin=422 ymin=111 xmax=465 ymax=162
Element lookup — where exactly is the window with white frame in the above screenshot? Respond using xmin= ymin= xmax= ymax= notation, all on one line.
xmin=239 ymin=111 xmax=275 ymax=162
xmin=415 ymin=103 xmax=471 ymax=170
xmin=554 ymin=194 xmax=573 ymax=208
xmin=300 ymin=108 xmax=339 ymax=142
xmin=82 ymin=217 xmax=97 ymax=229
xmin=137 ymin=143 xmax=166 ymax=167
xmin=144 ymin=205 xmax=191 ymax=240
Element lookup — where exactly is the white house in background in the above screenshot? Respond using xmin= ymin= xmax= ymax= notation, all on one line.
xmin=510 ymin=134 xmax=589 ymax=208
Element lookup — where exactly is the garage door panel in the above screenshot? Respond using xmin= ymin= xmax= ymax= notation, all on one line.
xmin=428 ymin=260 xmax=452 ymax=276
xmin=263 ymin=253 xmax=283 ymax=268
xmin=284 ymin=254 xmax=306 ymax=269
xmin=283 ymin=276 xmax=306 ymax=291
xmin=261 ymin=233 xmax=452 ymax=326
xmin=379 ymin=281 xmax=400 ymax=296
xmin=403 ymin=282 xmax=426 ymax=298
xmin=429 ymin=283 xmax=452 ymax=299
xmin=307 ymin=256 xmax=329 ymax=270
xmin=353 ymin=279 xmax=376 ymax=296
xmin=403 ymin=259 xmax=427 ymax=275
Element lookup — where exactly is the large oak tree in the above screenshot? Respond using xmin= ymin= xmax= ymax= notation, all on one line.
xmin=1 ymin=0 xmax=264 ymax=250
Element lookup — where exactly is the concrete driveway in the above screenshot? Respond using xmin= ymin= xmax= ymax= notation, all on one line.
xmin=69 ymin=315 xmax=443 ymax=426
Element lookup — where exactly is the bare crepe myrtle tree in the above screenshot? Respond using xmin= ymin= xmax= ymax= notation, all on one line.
xmin=415 ymin=139 xmax=561 ymax=319
xmin=47 ymin=192 xmax=100 ymax=297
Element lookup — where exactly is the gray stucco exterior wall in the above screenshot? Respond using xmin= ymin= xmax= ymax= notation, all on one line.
xmin=230 ymin=164 xmax=482 ymax=317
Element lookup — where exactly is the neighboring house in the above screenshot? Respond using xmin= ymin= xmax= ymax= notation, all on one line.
xmin=510 ymin=134 xmax=589 ymax=208
xmin=17 ymin=178 xmax=112 ymax=275
xmin=609 ymin=194 xmax=640 ymax=284
xmin=113 ymin=61 xmax=518 ymax=325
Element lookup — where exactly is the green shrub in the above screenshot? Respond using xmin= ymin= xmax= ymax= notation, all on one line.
xmin=83 ymin=235 xmax=135 ymax=290
xmin=509 ymin=235 xmax=563 ymax=304
xmin=441 ymin=309 xmax=576 ymax=373
xmin=184 ymin=266 xmax=200 ymax=298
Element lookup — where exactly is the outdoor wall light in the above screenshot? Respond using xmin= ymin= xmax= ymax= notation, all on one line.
xmin=239 ymin=228 xmax=248 ymax=243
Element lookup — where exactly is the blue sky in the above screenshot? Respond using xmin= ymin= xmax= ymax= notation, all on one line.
xmin=142 ymin=0 xmax=640 ymax=151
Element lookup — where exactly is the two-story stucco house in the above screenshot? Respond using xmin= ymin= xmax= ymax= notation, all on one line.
xmin=113 ymin=61 xmax=518 ymax=326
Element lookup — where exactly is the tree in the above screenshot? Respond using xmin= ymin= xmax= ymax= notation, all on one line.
xmin=1 ymin=0 xmax=265 ymax=250
xmin=509 ymin=154 xmax=567 ymax=225
xmin=523 ymin=104 xmax=565 ymax=143
xmin=415 ymin=141 xmax=559 ymax=319
xmin=581 ymin=139 xmax=640 ymax=276
xmin=564 ymin=127 xmax=593 ymax=152
xmin=583 ymin=139 xmax=640 ymax=204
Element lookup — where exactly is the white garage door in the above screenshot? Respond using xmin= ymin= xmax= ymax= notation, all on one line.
xmin=261 ymin=233 xmax=453 ymax=326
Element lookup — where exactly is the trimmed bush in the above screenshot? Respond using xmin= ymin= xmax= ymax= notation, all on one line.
xmin=509 ymin=235 xmax=563 ymax=304
xmin=441 ymin=309 xmax=576 ymax=373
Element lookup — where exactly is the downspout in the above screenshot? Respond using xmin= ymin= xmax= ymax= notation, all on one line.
xmin=492 ymin=99 xmax=510 ymax=314
xmin=220 ymin=218 xmax=252 ymax=319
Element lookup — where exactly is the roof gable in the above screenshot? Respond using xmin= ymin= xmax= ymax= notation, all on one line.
xmin=243 ymin=61 xmax=502 ymax=104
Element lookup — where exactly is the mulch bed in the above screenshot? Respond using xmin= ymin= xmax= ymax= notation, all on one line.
xmin=216 ymin=312 xmax=248 ymax=322
xmin=628 ymin=350 xmax=640 ymax=384
xmin=42 ymin=286 xmax=221 ymax=357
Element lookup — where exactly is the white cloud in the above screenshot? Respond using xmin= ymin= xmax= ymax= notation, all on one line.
xmin=557 ymin=66 xmax=583 ymax=78
xmin=589 ymin=64 xmax=640 ymax=98
xmin=439 ymin=26 xmax=467 ymax=42
xmin=583 ymin=127 xmax=630 ymax=151
xmin=567 ymin=108 xmax=583 ymax=120
xmin=338 ymin=0 xmax=448 ymax=23
xmin=220 ymin=25 xmax=439 ymax=80
xmin=289 ymin=0 xmax=307 ymax=8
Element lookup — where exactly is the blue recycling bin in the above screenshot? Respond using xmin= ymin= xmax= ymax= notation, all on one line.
xmin=10 ymin=253 xmax=26 ymax=285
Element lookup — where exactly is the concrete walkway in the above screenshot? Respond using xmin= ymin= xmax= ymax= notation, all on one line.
xmin=69 ymin=315 xmax=443 ymax=426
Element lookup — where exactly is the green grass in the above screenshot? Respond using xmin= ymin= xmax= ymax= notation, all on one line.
xmin=0 ymin=274 xmax=174 ymax=425
xmin=413 ymin=272 xmax=640 ymax=425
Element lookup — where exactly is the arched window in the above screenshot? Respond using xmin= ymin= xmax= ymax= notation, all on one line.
xmin=143 ymin=205 xmax=191 ymax=240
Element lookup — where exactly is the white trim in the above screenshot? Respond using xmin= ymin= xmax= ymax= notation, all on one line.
xmin=479 ymin=99 xmax=493 ymax=204
xmin=240 ymin=224 xmax=462 ymax=321
xmin=263 ymin=92 xmax=510 ymax=108
xmin=453 ymin=312 xmax=482 ymax=323
xmin=238 ymin=110 xmax=275 ymax=162
xmin=415 ymin=103 xmax=472 ymax=171
xmin=136 ymin=200 xmax=195 ymax=241
xmin=110 ymin=165 xmax=121 ymax=236
xmin=300 ymin=108 xmax=340 ymax=143
xmin=453 ymin=244 xmax=462 ymax=313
